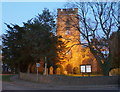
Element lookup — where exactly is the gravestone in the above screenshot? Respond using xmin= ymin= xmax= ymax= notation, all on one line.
xmin=66 ymin=64 xmax=73 ymax=74
xmin=73 ymin=67 xmax=80 ymax=74
xmin=64 ymin=70 xmax=68 ymax=75
xmin=56 ymin=68 xmax=61 ymax=75
xmin=38 ymin=61 xmax=44 ymax=74
xmin=49 ymin=66 xmax=53 ymax=75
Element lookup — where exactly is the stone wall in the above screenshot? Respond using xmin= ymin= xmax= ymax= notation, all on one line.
xmin=19 ymin=72 xmax=119 ymax=85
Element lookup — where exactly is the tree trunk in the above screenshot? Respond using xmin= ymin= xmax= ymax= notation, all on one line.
xmin=101 ymin=65 xmax=110 ymax=76
xmin=89 ymin=47 xmax=111 ymax=76
xmin=17 ymin=63 xmax=20 ymax=79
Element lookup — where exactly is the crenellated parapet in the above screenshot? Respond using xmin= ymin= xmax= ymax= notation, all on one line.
xmin=57 ymin=8 xmax=78 ymax=15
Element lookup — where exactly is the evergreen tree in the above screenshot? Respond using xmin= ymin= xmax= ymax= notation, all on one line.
xmin=2 ymin=9 xmax=59 ymax=73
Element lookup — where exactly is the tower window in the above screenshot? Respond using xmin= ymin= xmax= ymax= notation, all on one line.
xmin=66 ymin=27 xmax=70 ymax=30
xmin=66 ymin=19 xmax=70 ymax=26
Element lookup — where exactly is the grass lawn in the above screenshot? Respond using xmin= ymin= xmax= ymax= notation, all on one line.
xmin=0 ymin=74 xmax=15 ymax=82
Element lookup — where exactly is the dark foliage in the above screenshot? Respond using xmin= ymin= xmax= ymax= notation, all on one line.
xmin=2 ymin=9 xmax=60 ymax=73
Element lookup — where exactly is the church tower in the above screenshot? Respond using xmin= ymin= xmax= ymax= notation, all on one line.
xmin=57 ymin=8 xmax=80 ymax=41
xmin=56 ymin=8 xmax=82 ymax=74
xmin=56 ymin=8 xmax=101 ymax=74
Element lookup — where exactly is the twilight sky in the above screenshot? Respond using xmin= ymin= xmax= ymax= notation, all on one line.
xmin=1 ymin=1 xmax=68 ymax=35
xmin=1 ymin=0 xmax=118 ymax=35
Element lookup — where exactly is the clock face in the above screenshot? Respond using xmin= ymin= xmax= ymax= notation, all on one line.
xmin=65 ymin=30 xmax=70 ymax=35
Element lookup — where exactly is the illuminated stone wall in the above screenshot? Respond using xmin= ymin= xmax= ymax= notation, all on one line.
xmin=56 ymin=8 xmax=101 ymax=74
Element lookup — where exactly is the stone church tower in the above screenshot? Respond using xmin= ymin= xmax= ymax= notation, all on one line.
xmin=56 ymin=8 xmax=82 ymax=74
xmin=56 ymin=8 xmax=101 ymax=74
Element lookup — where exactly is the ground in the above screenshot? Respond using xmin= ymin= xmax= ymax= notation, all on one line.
xmin=1 ymin=74 xmax=119 ymax=91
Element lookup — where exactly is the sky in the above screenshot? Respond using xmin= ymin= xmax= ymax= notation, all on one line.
xmin=0 ymin=0 xmax=119 ymax=42
xmin=1 ymin=1 xmax=68 ymax=35
xmin=1 ymin=0 xmax=119 ymax=34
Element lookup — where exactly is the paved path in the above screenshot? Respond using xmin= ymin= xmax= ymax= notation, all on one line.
xmin=2 ymin=75 xmax=119 ymax=90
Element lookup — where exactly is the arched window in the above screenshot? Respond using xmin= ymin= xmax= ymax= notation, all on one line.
xmin=66 ymin=19 xmax=70 ymax=26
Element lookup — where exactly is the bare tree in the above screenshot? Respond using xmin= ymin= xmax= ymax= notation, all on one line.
xmin=64 ymin=2 xmax=119 ymax=75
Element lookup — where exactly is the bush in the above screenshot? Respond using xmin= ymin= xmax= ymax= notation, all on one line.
xmin=109 ymin=68 xmax=120 ymax=76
